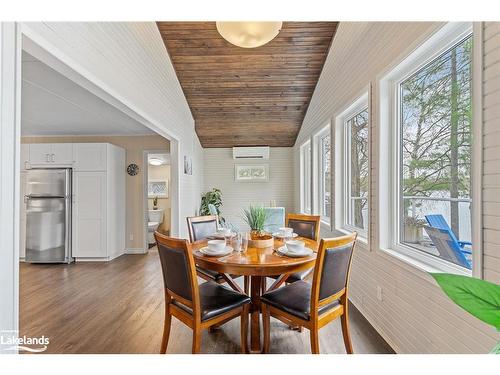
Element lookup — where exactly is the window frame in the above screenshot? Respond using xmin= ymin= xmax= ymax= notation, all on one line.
xmin=313 ymin=123 xmax=332 ymax=226
xmin=299 ymin=139 xmax=312 ymax=215
xmin=379 ymin=22 xmax=474 ymax=276
xmin=334 ymin=92 xmax=370 ymax=240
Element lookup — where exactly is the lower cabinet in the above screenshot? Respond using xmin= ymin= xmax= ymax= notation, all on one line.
xmin=72 ymin=171 xmax=107 ymax=258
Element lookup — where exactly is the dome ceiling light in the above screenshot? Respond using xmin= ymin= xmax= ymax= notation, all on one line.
xmin=216 ymin=22 xmax=283 ymax=48
xmin=148 ymin=158 xmax=164 ymax=166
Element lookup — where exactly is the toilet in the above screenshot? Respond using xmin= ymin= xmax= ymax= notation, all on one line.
xmin=148 ymin=209 xmax=164 ymax=245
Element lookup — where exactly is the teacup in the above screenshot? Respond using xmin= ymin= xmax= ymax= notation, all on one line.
xmin=285 ymin=240 xmax=305 ymax=253
xmin=207 ymin=240 xmax=226 ymax=252
xmin=278 ymin=227 xmax=293 ymax=237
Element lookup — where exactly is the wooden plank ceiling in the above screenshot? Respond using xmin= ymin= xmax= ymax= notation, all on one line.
xmin=157 ymin=22 xmax=338 ymax=147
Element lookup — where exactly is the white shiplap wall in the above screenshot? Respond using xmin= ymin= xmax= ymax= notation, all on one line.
xmin=483 ymin=22 xmax=500 ymax=285
xmin=294 ymin=22 xmax=500 ymax=353
xmin=19 ymin=22 xmax=204 ymax=237
xmin=203 ymin=148 xmax=294 ymax=230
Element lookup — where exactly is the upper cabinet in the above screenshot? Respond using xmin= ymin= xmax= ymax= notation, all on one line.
xmin=28 ymin=143 xmax=73 ymax=166
xmin=52 ymin=144 xmax=73 ymax=165
xmin=73 ymin=143 xmax=107 ymax=171
xmin=22 ymin=143 xmax=110 ymax=171
xmin=28 ymin=143 xmax=52 ymax=165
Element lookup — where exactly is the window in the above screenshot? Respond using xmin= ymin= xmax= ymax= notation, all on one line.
xmin=380 ymin=22 xmax=473 ymax=273
xmin=346 ymin=109 xmax=369 ymax=233
xmin=300 ymin=140 xmax=312 ymax=214
xmin=335 ymin=93 xmax=369 ymax=238
xmin=314 ymin=125 xmax=331 ymax=223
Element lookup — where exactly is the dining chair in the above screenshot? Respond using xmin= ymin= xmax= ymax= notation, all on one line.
xmin=155 ymin=232 xmax=250 ymax=354
xmin=263 ymin=207 xmax=285 ymax=234
xmin=187 ymin=215 xmax=249 ymax=294
xmin=261 ymin=232 xmax=357 ymax=354
xmin=268 ymin=213 xmax=321 ymax=288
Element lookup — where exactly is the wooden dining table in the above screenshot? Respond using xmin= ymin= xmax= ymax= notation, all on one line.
xmin=192 ymin=237 xmax=319 ymax=353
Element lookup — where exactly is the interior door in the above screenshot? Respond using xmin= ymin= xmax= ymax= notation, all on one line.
xmin=29 ymin=143 xmax=52 ymax=165
xmin=72 ymin=171 xmax=106 ymax=258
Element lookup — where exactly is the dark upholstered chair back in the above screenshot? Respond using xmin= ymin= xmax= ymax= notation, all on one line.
xmin=286 ymin=214 xmax=321 ymax=241
xmin=187 ymin=215 xmax=218 ymax=242
xmin=311 ymin=233 xmax=357 ymax=304
xmin=155 ymin=234 xmax=196 ymax=303
xmin=318 ymin=243 xmax=354 ymax=300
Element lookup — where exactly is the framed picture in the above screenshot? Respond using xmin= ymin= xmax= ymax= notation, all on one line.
xmin=148 ymin=179 xmax=169 ymax=198
xmin=234 ymin=164 xmax=269 ymax=182
xmin=184 ymin=155 xmax=192 ymax=175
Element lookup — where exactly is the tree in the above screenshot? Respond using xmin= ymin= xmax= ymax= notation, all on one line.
xmin=400 ymin=36 xmax=472 ymax=240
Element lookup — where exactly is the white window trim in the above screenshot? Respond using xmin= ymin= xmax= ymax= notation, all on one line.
xmin=299 ymin=140 xmax=312 ymax=215
xmin=334 ymin=92 xmax=370 ymax=241
xmin=313 ymin=123 xmax=332 ymax=227
xmin=379 ymin=22 xmax=474 ymax=276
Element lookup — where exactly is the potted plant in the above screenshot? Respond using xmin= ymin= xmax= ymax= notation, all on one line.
xmin=200 ymin=188 xmax=223 ymax=216
xmin=153 ymin=196 xmax=159 ymax=210
xmin=431 ymin=273 xmax=500 ymax=353
xmin=242 ymin=205 xmax=273 ymax=248
xmin=403 ymin=215 xmax=426 ymax=243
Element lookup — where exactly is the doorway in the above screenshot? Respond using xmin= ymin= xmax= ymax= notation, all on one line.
xmin=143 ymin=151 xmax=171 ymax=250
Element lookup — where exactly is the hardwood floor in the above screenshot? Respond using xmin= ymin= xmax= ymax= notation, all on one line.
xmin=20 ymin=249 xmax=394 ymax=354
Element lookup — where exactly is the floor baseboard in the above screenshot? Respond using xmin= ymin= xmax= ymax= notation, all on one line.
xmin=125 ymin=248 xmax=148 ymax=254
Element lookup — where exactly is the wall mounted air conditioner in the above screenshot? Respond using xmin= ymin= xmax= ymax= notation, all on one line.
xmin=232 ymin=146 xmax=270 ymax=160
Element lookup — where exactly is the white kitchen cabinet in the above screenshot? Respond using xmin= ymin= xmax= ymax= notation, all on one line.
xmin=71 ymin=143 xmax=125 ymax=260
xmin=73 ymin=143 xmax=107 ymax=171
xmin=52 ymin=143 xmax=73 ymax=164
xmin=29 ymin=143 xmax=52 ymax=165
xmin=20 ymin=144 xmax=30 ymax=170
xmin=72 ymin=171 xmax=106 ymax=258
xmin=29 ymin=143 xmax=73 ymax=166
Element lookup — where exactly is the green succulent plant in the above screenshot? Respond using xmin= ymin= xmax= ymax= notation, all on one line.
xmin=242 ymin=205 xmax=268 ymax=233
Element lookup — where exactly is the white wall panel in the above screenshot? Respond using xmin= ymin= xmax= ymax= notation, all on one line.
xmin=203 ymin=148 xmax=294 ymax=230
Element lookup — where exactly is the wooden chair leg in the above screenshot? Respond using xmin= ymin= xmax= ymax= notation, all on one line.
xmin=160 ymin=303 xmax=172 ymax=354
xmin=244 ymin=276 xmax=249 ymax=295
xmin=261 ymin=278 xmax=267 ymax=294
xmin=340 ymin=298 xmax=353 ymax=354
xmin=240 ymin=304 xmax=249 ymax=354
xmin=310 ymin=328 xmax=320 ymax=354
xmin=192 ymin=324 xmax=202 ymax=354
xmin=262 ymin=303 xmax=271 ymax=353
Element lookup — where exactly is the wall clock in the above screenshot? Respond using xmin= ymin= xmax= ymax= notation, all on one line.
xmin=127 ymin=163 xmax=139 ymax=176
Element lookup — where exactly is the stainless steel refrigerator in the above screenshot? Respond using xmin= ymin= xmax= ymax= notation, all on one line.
xmin=25 ymin=168 xmax=73 ymax=263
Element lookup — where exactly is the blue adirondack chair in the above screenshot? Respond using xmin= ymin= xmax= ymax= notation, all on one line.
xmin=423 ymin=225 xmax=472 ymax=269
xmin=425 ymin=214 xmax=472 ymax=249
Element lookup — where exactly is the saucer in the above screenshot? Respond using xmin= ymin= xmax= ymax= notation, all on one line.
xmin=276 ymin=245 xmax=313 ymax=258
xmin=272 ymin=232 xmax=298 ymax=239
xmin=199 ymin=246 xmax=233 ymax=257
